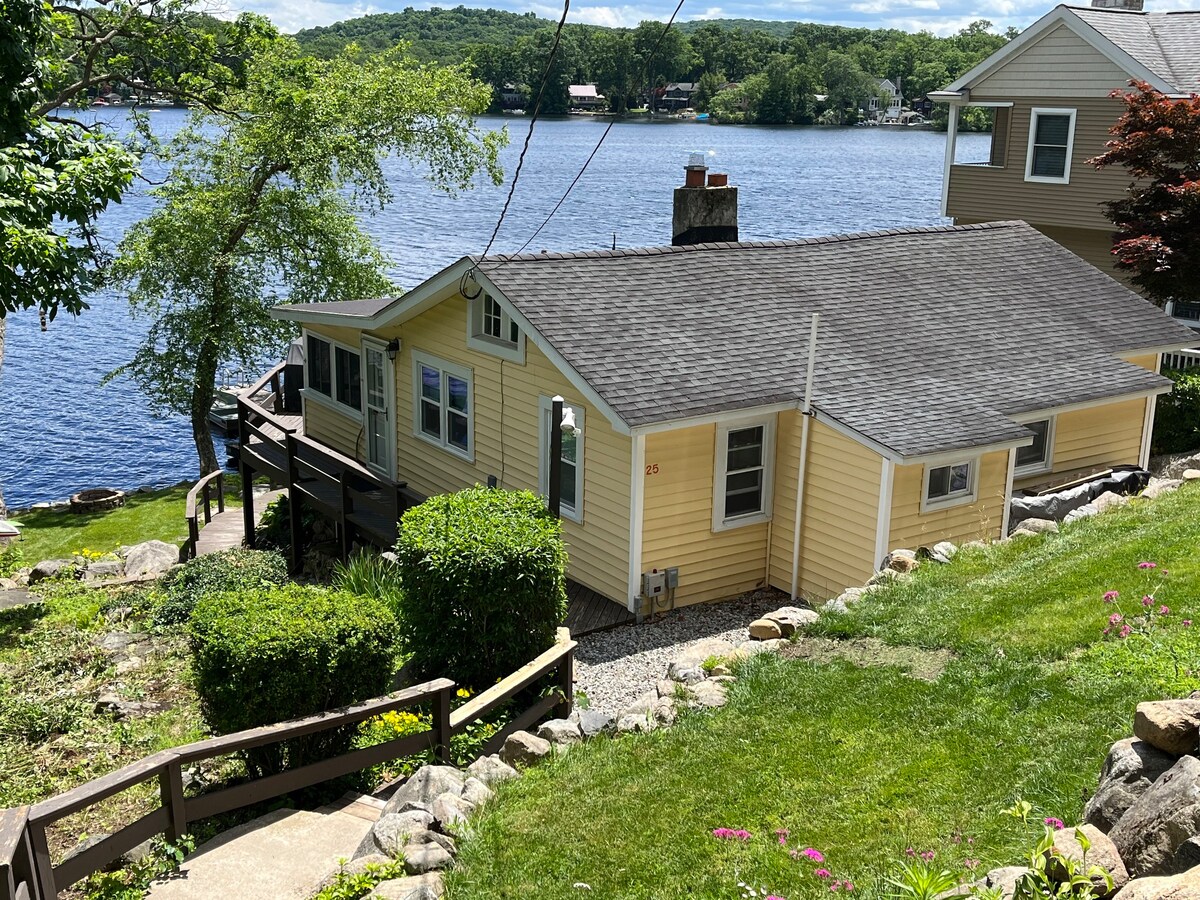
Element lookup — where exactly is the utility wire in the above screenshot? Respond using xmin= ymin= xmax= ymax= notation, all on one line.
xmin=479 ymin=0 xmax=571 ymax=260
xmin=501 ymin=0 xmax=688 ymax=260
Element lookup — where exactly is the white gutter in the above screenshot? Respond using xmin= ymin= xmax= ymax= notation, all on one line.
xmin=789 ymin=313 xmax=820 ymax=603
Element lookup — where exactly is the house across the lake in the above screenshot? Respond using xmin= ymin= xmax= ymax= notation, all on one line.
xmin=252 ymin=166 xmax=1195 ymax=616
xmin=568 ymin=84 xmax=606 ymax=111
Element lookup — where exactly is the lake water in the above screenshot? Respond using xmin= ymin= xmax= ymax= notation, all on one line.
xmin=0 ymin=111 xmax=989 ymax=507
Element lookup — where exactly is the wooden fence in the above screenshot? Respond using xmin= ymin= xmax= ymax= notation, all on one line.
xmin=0 ymin=631 xmax=575 ymax=900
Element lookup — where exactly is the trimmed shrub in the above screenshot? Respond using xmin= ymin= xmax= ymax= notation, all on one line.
xmin=1153 ymin=368 xmax=1200 ymax=456
xmin=190 ymin=584 xmax=398 ymax=775
xmin=394 ymin=487 xmax=567 ymax=688
xmin=153 ymin=548 xmax=288 ymax=626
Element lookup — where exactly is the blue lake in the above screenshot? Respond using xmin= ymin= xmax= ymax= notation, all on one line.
xmin=0 ymin=111 xmax=989 ymax=507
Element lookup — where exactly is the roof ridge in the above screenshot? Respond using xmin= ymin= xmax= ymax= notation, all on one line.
xmin=472 ymin=221 xmax=1027 ymax=266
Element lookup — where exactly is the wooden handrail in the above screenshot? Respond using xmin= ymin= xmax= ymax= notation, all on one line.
xmin=244 ymin=361 xmax=286 ymax=400
xmin=182 ymin=470 xmax=227 ymax=561
xmin=450 ymin=629 xmax=575 ymax=730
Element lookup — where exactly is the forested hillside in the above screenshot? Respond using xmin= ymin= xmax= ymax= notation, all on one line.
xmin=293 ymin=5 xmax=1014 ymax=125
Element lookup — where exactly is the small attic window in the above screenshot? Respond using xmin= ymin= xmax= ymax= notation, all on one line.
xmin=467 ymin=292 xmax=525 ymax=363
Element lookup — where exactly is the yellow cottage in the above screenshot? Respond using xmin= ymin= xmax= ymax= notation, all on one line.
xmin=258 ymin=220 xmax=1195 ymax=620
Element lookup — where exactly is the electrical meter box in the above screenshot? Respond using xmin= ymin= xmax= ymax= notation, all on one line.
xmin=642 ymin=569 xmax=667 ymax=599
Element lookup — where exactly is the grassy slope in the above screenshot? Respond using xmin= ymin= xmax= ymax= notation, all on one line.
xmin=8 ymin=481 xmax=239 ymax=564
xmin=446 ymin=485 xmax=1200 ymax=900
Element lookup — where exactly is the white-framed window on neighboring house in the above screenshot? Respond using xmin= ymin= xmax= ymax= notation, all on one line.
xmin=467 ymin=292 xmax=525 ymax=363
xmin=713 ymin=418 xmax=775 ymax=532
xmin=1025 ymin=108 xmax=1076 ymax=184
xmin=1014 ymin=418 xmax=1055 ymax=477
xmin=303 ymin=331 xmax=362 ymax=419
xmin=412 ymin=351 xmax=473 ymax=461
xmin=539 ymin=396 xmax=584 ymax=524
xmin=922 ymin=459 xmax=978 ymax=512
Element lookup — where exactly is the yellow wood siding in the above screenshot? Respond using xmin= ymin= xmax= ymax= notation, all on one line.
xmin=946 ymin=96 xmax=1129 ymax=230
xmin=302 ymin=396 xmax=362 ymax=460
xmin=890 ymin=451 xmax=1009 ymax=550
xmin=392 ymin=299 xmax=631 ymax=604
xmin=971 ymin=25 xmax=1132 ymax=98
xmin=768 ymin=415 xmax=883 ymax=603
xmin=1016 ymin=399 xmax=1146 ymax=488
xmin=1126 ymin=354 xmax=1159 ymax=372
xmin=641 ymin=424 xmax=771 ymax=607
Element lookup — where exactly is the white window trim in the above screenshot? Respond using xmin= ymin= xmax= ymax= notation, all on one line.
xmin=466 ymin=292 xmax=526 ymax=364
xmin=411 ymin=350 xmax=475 ymax=462
xmin=301 ymin=328 xmax=364 ymax=423
xmin=538 ymin=396 xmax=584 ymax=525
xmin=1013 ymin=416 xmax=1056 ymax=478
xmin=1024 ymin=107 xmax=1076 ymax=185
xmin=712 ymin=416 xmax=776 ymax=533
xmin=921 ymin=458 xmax=980 ymax=513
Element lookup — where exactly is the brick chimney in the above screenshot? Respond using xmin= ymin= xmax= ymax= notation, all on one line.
xmin=672 ymin=153 xmax=738 ymax=246
xmin=1091 ymin=0 xmax=1144 ymax=10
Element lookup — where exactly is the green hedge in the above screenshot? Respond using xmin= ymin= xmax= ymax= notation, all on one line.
xmin=394 ymin=487 xmax=567 ymax=688
xmin=190 ymin=584 xmax=398 ymax=775
xmin=1153 ymin=368 xmax=1200 ymax=456
xmin=154 ymin=548 xmax=288 ymax=626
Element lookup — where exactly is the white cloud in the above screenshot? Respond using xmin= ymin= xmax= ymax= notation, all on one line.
xmin=213 ymin=0 xmax=384 ymax=31
xmin=849 ymin=0 xmax=940 ymax=15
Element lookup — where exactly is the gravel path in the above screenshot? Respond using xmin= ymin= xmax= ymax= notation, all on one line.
xmin=574 ymin=589 xmax=789 ymax=714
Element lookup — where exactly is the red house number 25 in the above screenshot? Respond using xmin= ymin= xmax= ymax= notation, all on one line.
xmin=645 ymin=464 xmax=660 ymax=476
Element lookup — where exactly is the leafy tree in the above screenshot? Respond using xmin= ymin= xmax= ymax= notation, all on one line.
xmin=632 ymin=20 xmax=694 ymax=90
xmin=515 ymin=26 xmax=580 ymax=115
xmin=108 ymin=41 xmax=505 ymax=474
xmin=757 ymin=54 xmax=797 ymax=125
xmin=1090 ymin=82 xmax=1200 ymax=308
xmin=691 ymin=70 xmax=724 ymax=113
xmin=821 ymin=50 xmax=875 ymax=124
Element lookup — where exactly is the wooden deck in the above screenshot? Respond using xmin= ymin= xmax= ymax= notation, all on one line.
xmin=194 ymin=489 xmax=284 ymax=557
xmin=564 ymin=579 xmax=635 ymax=635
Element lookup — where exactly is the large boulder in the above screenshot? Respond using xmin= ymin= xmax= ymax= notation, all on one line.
xmin=368 ymin=873 xmax=444 ymax=900
xmin=763 ymin=606 xmax=819 ymax=636
xmin=28 ymin=558 xmax=75 ymax=584
xmin=748 ymin=618 xmax=783 ymax=640
xmin=1109 ymin=756 xmax=1200 ymax=878
xmin=1084 ymin=739 xmax=1179 ymax=832
xmin=536 ymin=718 xmax=582 ymax=746
xmin=1112 ymin=865 xmax=1200 ymax=900
xmin=430 ymin=792 xmax=473 ymax=829
xmin=1050 ymin=824 xmax=1129 ymax=897
xmin=499 ymin=731 xmax=552 ymax=768
xmin=574 ymin=709 xmax=615 ymax=739
xmin=123 ymin=540 xmax=180 ymax=578
xmin=1143 ymin=479 xmax=1183 ymax=500
xmin=1174 ymin=839 xmax=1200 ymax=875
xmin=1018 ymin=517 xmax=1059 ymax=534
xmin=358 ymin=810 xmax=436 ymax=858
xmin=465 ymin=754 xmax=518 ymax=786
xmin=383 ymin=766 xmax=466 ymax=815
xmin=401 ymin=843 xmax=453 ymax=874
xmin=1134 ymin=700 xmax=1200 ymax=756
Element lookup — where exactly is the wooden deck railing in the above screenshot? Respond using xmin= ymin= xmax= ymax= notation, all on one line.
xmin=181 ymin=470 xmax=226 ymax=562
xmin=0 ymin=631 xmax=576 ymax=899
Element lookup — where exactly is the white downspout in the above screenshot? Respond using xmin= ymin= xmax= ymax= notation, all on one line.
xmin=789 ymin=314 xmax=821 ymax=603
xmin=941 ymin=103 xmax=960 ymax=218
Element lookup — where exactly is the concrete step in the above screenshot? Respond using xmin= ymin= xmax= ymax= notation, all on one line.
xmin=148 ymin=794 xmax=380 ymax=900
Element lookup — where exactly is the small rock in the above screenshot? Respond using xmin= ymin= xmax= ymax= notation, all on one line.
xmin=748 ymin=618 xmax=783 ymax=640
xmin=364 ymin=810 xmax=437 ymax=858
xmin=1143 ymin=479 xmax=1183 ymax=500
xmin=408 ymin=829 xmax=457 ymax=856
xmin=625 ymin=691 xmax=660 ymax=716
xmin=1085 ymin=738 xmax=1181 ymax=832
xmin=822 ymin=599 xmax=849 ymax=615
xmin=105 ymin=606 xmax=133 ymax=623
xmin=763 ymin=606 xmax=819 ymax=636
xmin=367 ymin=873 xmax=444 ymax=900
xmin=1109 ymin=756 xmax=1200 ymax=877
xmin=708 ymin=675 xmax=737 ymax=684
xmin=1018 ymin=517 xmax=1059 ymax=534
xmin=430 ymin=791 xmax=474 ymax=829
xmin=536 ymin=718 xmax=582 ymax=746
xmin=1184 ymin=469 xmax=1200 ymax=482
xmin=931 ymin=540 xmax=958 ymax=562
xmin=983 ymin=866 xmax=1030 ymax=900
xmin=735 ymin=640 xmax=772 ymax=656
xmin=466 ymin=754 xmax=518 ymax=786
xmin=1094 ymin=492 xmax=1131 ymax=513
xmin=1065 ymin=503 xmax=1100 ymax=523
xmin=687 ymin=681 xmax=728 ymax=709
xmin=460 ymin=777 xmax=493 ymax=807
xmin=401 ymin=844 xmax=454 ymax=875
xmin=84 ymin=560 xmax=124 ymax=582
xmin=615 ymin=712 xmax=656 ymax=734
xmin=0 ymin=577 xmax=17 ymax=590
xmin=575 ymin=710 xmax=615 ymax=739
xmin=656 ymin=679 xmax=679 ymax=699
xmin=839 ymin=587 xmax=866 ymax=603
xmin=867 ymin=567 xmax=902 ymax=586
xmin=1134 ymin=699 xmax=1200 ymax=756
xmin=667 ymin=664 xmax=705 ymax=684
xmin=93 ymin=695 xmax=163 ymax=719
xmin=1050 ymin=824 xmax=1128 ymax=897
xmin=28 ymin=558 xmax=75 ymax=584
xmin=123 ymin=540 xmax=180 ymax=577
xmin=384 ymin=766 xmax=466 ymax=815
xmin=1009 ymin=527 xmax=1040 ymax=539
xmin=115 ymin=658 xmax=144 ymax=675
xmin=1111 ymin=867 xmax=1200 ymax=900
xmin=710 ymin=663 xmax=733 ymax=677
xmin=499 ymin=730 xmax=552 ymax=768
xmin=652 ymin=698 xmax=677 ymax=726
xmin=887 ymin=555 xmax=920 ymax=574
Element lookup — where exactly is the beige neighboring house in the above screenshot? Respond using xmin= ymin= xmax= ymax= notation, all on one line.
xmin=266 ymin=215 xmax=1194 ymax=617
xmin=931 ymin=0 xmax=1200 ymax=355
xmin=568 ymin=84 xmax=606 ymax=110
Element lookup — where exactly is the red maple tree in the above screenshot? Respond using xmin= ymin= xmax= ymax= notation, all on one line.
xmin=1090 ymin=81 xmax=1200 ymax=308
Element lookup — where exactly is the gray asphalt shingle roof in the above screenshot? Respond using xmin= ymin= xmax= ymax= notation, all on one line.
xmin=470 ymin=221 xmax=1192 ymax=459
xmin=1069 ymin=6 xmax=1200 ymax=93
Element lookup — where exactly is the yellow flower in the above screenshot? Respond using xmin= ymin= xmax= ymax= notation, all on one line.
xmin=456 ymin=688 xmax=472 ymax=699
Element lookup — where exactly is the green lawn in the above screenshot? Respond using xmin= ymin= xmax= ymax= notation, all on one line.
xmin=445 ymin=485 xmax=1200 ymax=900
xmin=5 ymin=480 xmax=239 ymax=565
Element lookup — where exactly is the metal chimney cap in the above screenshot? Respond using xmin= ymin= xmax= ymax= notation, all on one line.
xmin=686 ymin=151 xmax=707 ymax=169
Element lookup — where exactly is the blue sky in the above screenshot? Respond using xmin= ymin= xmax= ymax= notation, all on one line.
xmin=217 ymin=0 xmax=1190 ymax=38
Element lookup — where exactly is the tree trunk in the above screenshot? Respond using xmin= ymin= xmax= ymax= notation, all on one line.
xmin=190 ymin=335 xmax=221 ymax=476
xmin=0 ymin=318 xmax=6 ymax=518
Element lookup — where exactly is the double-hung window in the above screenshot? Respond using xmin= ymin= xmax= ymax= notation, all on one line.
xmin=413 ymin=352 xmax=473 ymax=460
xmin=467 ymin=292 xmax=524 ymax=363
xmin=1025 ymin=108 xmax=1076 ymax=184
xmin=713 ymin=418 xmax=775 ymax=531
xmin=305 ymin=332 xmax=361 ymax=417
xmin=539 ymin=397 xmax=584 ymax=523
xmin=1014 ymin=418 xmax=1055 ymax=476
xmin=923 ymin=460 xmax=977 ymax=510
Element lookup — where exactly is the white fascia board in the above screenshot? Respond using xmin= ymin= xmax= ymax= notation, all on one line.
xmin=942 ymin=7 xmax=1175 ymax=96
xmin=1009 ymin=386 xmax=1175 ymax=424
xmin=1120 ymin=342 xmax=1200 ymax=358
xmin=903 ymin=436 xmax=1034 ymax=467
xmin=628 ymin=402 xmax=797 ymax=437
xmin=469 ymin=267 xmax=634 ymax=436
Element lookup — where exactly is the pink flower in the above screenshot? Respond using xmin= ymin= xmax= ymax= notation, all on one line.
xmin=1159 ymin=605 xmax=1170 ymax=616
xmin=712 ymin=828 xmax=752 ymax=841
xmin=1103 ymin=590 xmax=1119 ymax=603
xmin=921 ymin=851 xmax=936 ymax=862
xmin=1138 ymin=561 xmax=1157 ymax=569
xmin=1119 ymin=624 xmax=1133 ymax=638
xmin=905 ymin=848 xmax=915 ymax=857
xmin=803 ymin=848 xmax=825 ymax=862
xmin=1045 ymin=817 xmax=1065 ymax=830
xmin=1109 ymin=613 xmax=1124 ymax=625
xmin=1142 ymin=595 xmax=1155 ymax=608
xmin=1183 ymin=620 xmax=1193 ymax=627
xmin=965 ymin=859 xmax=980 ymax=870
xmin=829 ymin=884 xmax=841 ymax=893
xmin=814 ymin=869 xmax=832 ymax=879
xmin=767 ymin=896 xmax=786 ymax=900
xmin=843 ymin=882 xmax=855 ymax=892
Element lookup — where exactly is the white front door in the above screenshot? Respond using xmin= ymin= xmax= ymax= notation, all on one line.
xmin=362 ymin=339 xmax=395 ymax=476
